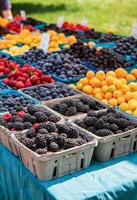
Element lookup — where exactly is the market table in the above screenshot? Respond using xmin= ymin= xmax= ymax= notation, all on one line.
xmin=1 ymin=144 xmax=137 ymax=200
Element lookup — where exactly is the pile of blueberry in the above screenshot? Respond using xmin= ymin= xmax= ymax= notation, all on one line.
xmin=18 ymin=122 xmax=89 ymax=154
xmin=22 ymin=48 xmax=88 ymax=80
xmin=0 ymin=93 xmax=36 ymax=113
xmin=67 ymin=41 xmax=133 ymax=70
xmin=75 ymin=108 xmax=137 ymax=137
xmin=0 ymin=105 xmax=61 ymax=131
xmin=49 ymin=95 xmax=106 ymax=117
xmin=22 ymin=82 xmax=79 ymax=101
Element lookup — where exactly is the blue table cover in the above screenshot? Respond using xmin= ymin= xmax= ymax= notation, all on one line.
xmin=1 ymin=143 xmax=137 ymax=200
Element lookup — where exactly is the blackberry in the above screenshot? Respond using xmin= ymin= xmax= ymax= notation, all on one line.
xmin=80 ymin=96 xmax=90 ymax=104
xmin=107 ymin=116 xmax=116 ymax=124
xmin=64 ymin=138 xmax=78 ymax=149
xmin=65 ymin=107 xmax=77 ymax=116
xmin=57 ymin=124 xmax=69 ymax=134
xmin=45 ymin=134 xmax=54 ymax=143
xmin=35 ymin=112 xmax=47 ymax=123
xmin=45 ymin=122 xmax=57 ymax=132
xmin=57 ymin=133 xmax=67 ymax=146
xmin=49 ymin=114 xmax=60 ymax=123
xmin=9 ymin=110 xmax=17 ymax=116
xmin=6 ymin=122 xmax=14 ymax=130
xmin=35 ymin=134 xmax=47 ymax=148
xmin=124 ymin=126 xmax=135 ymax=132
xmin=83 ymin=116 xmax=96 ymax=126
xmin=23 ymin=114 xmax=32 ymax=122
xmin=87 ymin=112 xmax=97 ymax=117
xmin=68 ymin=127 xmax=79 ymax=138
xmin=10 ymin=115 xmax=18 ymax=123
xmin=82 ymin=105 xmax=90 ymax=113
xmin=36 ymin=148 xmax=47 ymax=155
xmin=116 ymin=118 xmax=130 ymax=129
xmin=14 ymin=106 xmax=23 ymax=111
xmin=75 ymin=138 xmax=86 ymax=145
xmin=14 ymin=122 xmax=24 ymax=130
xmin=75 ymin=119 xmax=83 ymax=126
xmin=109 ymin=124 xmax=119 ymax=132
xmin=23 ymin=138 xmax=36 ymax=150
xmin=24 ymin=122 xmax=32 ymax=129
xmin=58 ymin=103 xmax=68 ymax=114
xmin=65 ymin=99 xmax=75 ymax=107
xmin=96 ymin=111 xmax=106 ymax=118
xmin=94 ymin=119 xmax=106 ymax=129
xmin=100 ymin=116 xmax=108 ymax=122
xmin=39 ymin=128 xmax=49 ymax=135
xmin=87 ymin=126 xmax=96 ymax=133
xmin=30 ymin=116 xmax=37 ymax=124
xmin=49 ymin=142 xmax=59 ymax=152
xmin=51 ymin=132 xmax=59 ymax=141
xmin=0 ymin=117 xmax=6 ymax=126
xmin=27 ymin=106 xmax=38 ymax=115
xmin=26 ymin=128 xmax=36 ymax=138
xmin=75 ymin=102 xmax=85 ymax=112
xmin=88 ymin=100 xmax=96 ymax=109
xmin=95 ymin=129 xmax=113 ymax=137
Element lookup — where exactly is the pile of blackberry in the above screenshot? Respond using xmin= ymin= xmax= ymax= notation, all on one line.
xmin=75 ymin=108 xmax=137 ymax=137
xmin=98 ymin=33 xmax=122 ymax=42
xmin=0 ymin=105 xmax=60 ymax=131
xmin=0 ymin=93 xmax=36 ymax=113
xmin=18 ymin=123 xmax=88 ymax=154
xmin=67 ymin=41 xmax=133 ymax=70
xmin=50 ymin=96 xmax=106 ymax=117
xmin=21 ymin=17 xmax=46 ymax=26
xmin=22 ymin=82 xmax=79 ymax=101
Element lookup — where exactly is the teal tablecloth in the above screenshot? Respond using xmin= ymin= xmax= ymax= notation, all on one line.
xmin=1 ymin=143 xmax=137 ymax=200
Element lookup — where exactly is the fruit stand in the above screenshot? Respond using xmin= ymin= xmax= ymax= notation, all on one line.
xmin=0 ymin=15 xmax=137 ymax=200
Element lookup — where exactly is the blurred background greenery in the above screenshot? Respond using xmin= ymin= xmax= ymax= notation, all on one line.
xmin=12 ymin=0 xmax=137 ymax=35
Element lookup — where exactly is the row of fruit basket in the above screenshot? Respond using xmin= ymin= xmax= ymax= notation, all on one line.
xmin=0 ymin=15 xmax=137 ymax=181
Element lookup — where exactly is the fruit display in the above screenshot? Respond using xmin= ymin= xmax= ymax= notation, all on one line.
xmin=67 ymin=41 xmax=133 ymax=70
xmin=6 ymin=21 xmax=36 ymax=33
xmin=0 ymin=92 xmax=37 ymax=113
xmin=0 ymin=105 xmax=61 ymax=131
xmin=48 ymin=95 xmax=106 ymax=117
xmin=112 ymin=37 xmax=137 ymax=56
xmin=22 ymin=82 xmax=79 ymax=101
xmin=0 ymin=25 xmax=11 ymax=36
xmin=2 ymin=45 xmax=30 ymax=56
xmin=0 ymin=57 xmax=20 ymax=76
xmin=62 ymin=21 xmax=90 ymax=31
xmin=75 ymin=108 xmax=137 ymax=137
xmin=17 ymin=122 xmax=88 ymax=154
xmin=3 ymin=64 xmax=54 ymax=89
xmin=21 ymin=48 xmax=88 ymax=81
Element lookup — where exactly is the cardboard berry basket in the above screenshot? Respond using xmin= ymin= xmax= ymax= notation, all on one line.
xmin=11 ymin=121 xmax=97 ymax=180
xmin=43 ymin=94 xmax=110 ymax=120
xmin=0 ymin=105 xmax=63 ymax=156
xmin=70 ymin=109 xmax=137 ymax=162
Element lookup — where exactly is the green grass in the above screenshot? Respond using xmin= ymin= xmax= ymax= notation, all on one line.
xmin=11 ymin=0 xmax=137 ymax=35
